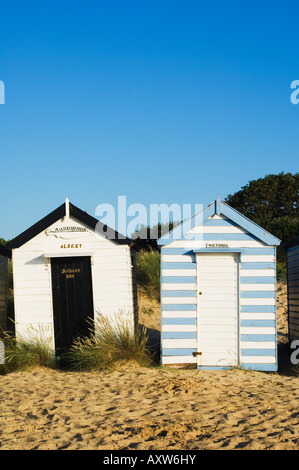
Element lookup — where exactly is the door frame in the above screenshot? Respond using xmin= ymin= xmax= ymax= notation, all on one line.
xmin=195 ymin=250 xmax=241 ymax=369
xmin=48 ymin=254 xmax=95 ymax=351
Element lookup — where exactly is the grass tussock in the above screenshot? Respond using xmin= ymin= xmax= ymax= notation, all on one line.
xmin=277 ymin=262 xmax=287 ymax=282
xmin=0 ymin=325 xmax=55 ymax=374
xmin=60 ymin=313 xmax=153 ymax=372
xmin=136 ymin=249 xmax=160 ymax=301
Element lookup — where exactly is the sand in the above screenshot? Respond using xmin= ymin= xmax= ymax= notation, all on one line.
xmin=1 ymin=282 xmax=299 ymax=451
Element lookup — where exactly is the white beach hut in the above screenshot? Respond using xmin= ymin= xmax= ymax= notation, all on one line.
xmin=0 ymin=243 xmax=11 ymax=333
xmin=7 ymin=199 xmax=138 ymax=351
xmin=157 ymin=199 xmax=281 ymax=371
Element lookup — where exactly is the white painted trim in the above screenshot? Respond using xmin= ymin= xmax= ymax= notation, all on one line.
xmin=241 ymin=284 xmax=275 ymax=291
xmin=241 ymin=342 xmax=276 ymax=349
xmin=162 ymin=311 xmax=197 ymax=318
xmin=162 ymin=283 xmax=197 ymax=291
xmin=162 ymin=297 xmax=196 ymax=305
xmin=161 ymin=269 xmax=197 ymax=277
xmin=241 ymin=269 xmax=276 ymax=277
xmin=240 ymin=356 xmax=276 ymax=364
xmin=163 ymin=325 xmax=197 ymax=332
xmin=162 ymin=339 xmax=197 ymax=348
xmin=240 ymin=298 xmax=275 ymax=306
xmin=240 ymin=327 xmax=276 ymax=334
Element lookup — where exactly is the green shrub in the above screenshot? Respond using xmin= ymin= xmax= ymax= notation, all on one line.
xmin=277 ymin=262 xmax=287 ymax=282
xmin=136 ymin=249 xmax=160 ymax=300
xmin=0 ymin=325 xmax=55 ymax=374
xmin=62 ymin=313 xmax=153 ymax=372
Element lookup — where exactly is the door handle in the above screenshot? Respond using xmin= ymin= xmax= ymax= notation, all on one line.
xmin=198 ymin=292 xmax=203 ymax=295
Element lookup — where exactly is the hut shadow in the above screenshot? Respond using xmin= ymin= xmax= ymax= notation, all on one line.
xmin=24 ymin=255 xmax=45 ymax=264
xmin=277 ymin=337 xmax=294 ymax=376
xmin=139 ymin=324 xmax=160 ymax=365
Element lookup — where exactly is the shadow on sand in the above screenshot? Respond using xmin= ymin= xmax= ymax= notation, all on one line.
xmin=140 ymin=324 xmax=160 ymax=365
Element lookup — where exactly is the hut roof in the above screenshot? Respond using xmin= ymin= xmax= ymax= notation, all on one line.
xmin=158 ymin=198 xmax=281 ymax=246
xmin=7 ymin=200 xmax=131 ymax=249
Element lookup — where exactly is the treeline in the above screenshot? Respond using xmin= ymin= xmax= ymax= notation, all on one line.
xmin=225 ymin=172 xmax=299 ymax=263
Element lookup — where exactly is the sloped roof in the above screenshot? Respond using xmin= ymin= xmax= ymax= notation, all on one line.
xmin=7 ymin=200 xmax=131 ymax=249
xmin=157 ymin=199 xmax=281 ymax=246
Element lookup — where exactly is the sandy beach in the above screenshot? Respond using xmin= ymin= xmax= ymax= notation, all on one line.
xmin=1 ymin=282 xmax=298 ymax=451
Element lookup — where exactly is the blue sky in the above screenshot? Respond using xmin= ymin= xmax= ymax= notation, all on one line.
xmin=0 ymin=0 xmax=299 ymax=240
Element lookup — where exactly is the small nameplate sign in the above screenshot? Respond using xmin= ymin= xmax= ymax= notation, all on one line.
xmin=206 ymin=243 xmax=229 ymax=248
xmin=61 ymin=268 xmax=81 ymax=279
xmin=60 ymin=244 xmax=82 ymax=249
xmin=47 ymin=226 xmax=88 ymax=234
xmin=45 ymin=226 xmax=90 ymax=240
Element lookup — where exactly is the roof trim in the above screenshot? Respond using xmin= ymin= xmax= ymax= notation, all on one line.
xmin=7 ymin=201 xmax=131 ymax=249
xmin=157 ymin=199 xmax=281 ymax=246
xmin=0 ymin=243 xmax=11 ymax=258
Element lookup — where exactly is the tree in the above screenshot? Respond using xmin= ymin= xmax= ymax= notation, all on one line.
xmin=225 ymin=172 xmax=299 ymax=228
xmin=224 ymin=172 xmax=299 ymax=263
xmin=131 ymin=221 xmax=180 ymax=252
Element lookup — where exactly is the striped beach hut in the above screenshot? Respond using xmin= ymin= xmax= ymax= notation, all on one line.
xmin=0 ymin=243 xmax=11 ymax=333
xmin=285 ymin=236 xmax=299 ymax=343
xmin=157 ymin=199 xmax=281 ymax=371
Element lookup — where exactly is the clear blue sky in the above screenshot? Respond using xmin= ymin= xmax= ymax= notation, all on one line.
xmin=1 ymin=0 xmax=299 ymax=240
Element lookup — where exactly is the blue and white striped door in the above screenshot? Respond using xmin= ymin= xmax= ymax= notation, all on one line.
xmin=197 ymin=253 xmax=240 ymax=367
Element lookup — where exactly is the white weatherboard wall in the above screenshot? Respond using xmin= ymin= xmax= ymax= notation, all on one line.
xmin=11 ymin=215 xmax=136 ymax=348
xmin=158 ymin=200 xmax=280 ymax=371
xmin=286 ymin=239 xmax=299 ymax=343
xmin=0 ymin=255 xmax=8 ymax=331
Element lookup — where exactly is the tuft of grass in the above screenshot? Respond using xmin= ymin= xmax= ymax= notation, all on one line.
xmin=0 ymin=325 xmax=55 ymax=374
xmin=277 ymin=262 xmax=287 ymax=282
xmin=142 ymin=307 xmax=154 ymax=317
xmin=136 ymin=249 xmax=160 ymax=301
xmin=61 ymin=313 xmax=153 ymax=372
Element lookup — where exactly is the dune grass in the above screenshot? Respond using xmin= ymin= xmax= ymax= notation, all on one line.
xmin=136 ymin=249 xmax=160 ymax=301
xmin=277 ymin=262 xmax=287 ymax=282
xmin=61 ymin=314 xmax=153 ymax=372
xmin=0 ymin=314 xmax=153 ymax=374
xmin=0 ymin=325 xmax=55 ymax=374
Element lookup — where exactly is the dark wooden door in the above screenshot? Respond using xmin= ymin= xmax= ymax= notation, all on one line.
xmin=51 ymin=257 xmax=94 ymax=351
